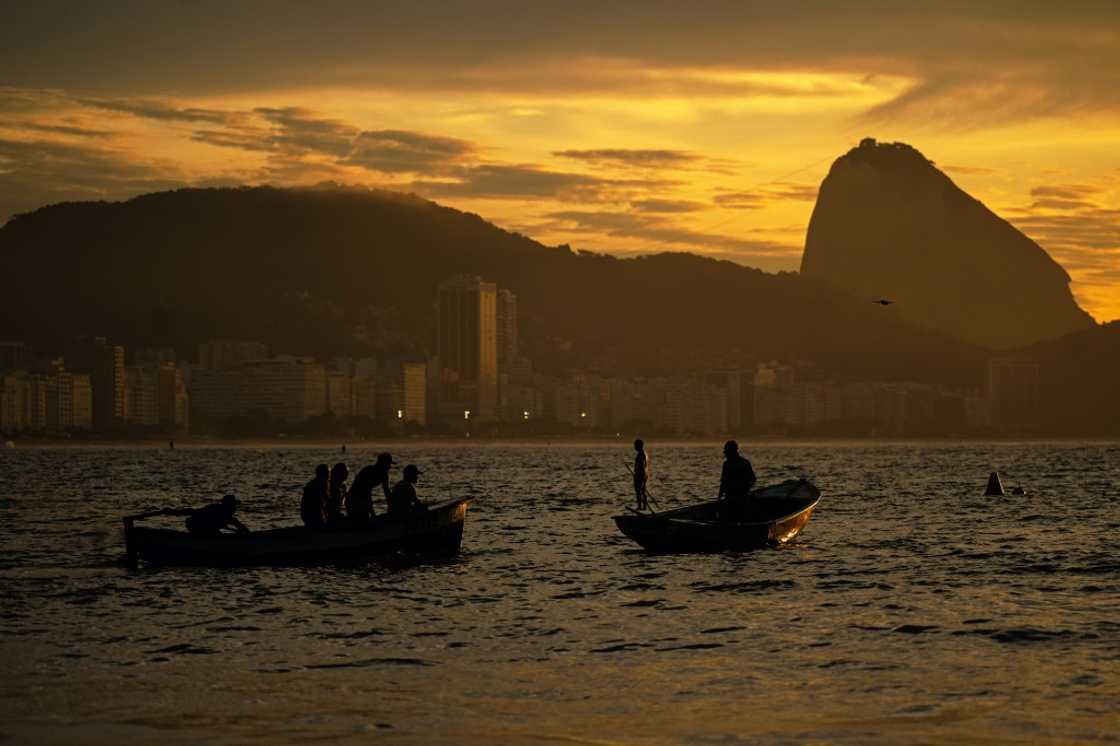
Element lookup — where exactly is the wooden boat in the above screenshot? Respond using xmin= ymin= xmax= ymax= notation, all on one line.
xmin=123 ymin=498 xmax=471 ymax=567
xmin=613 ymin=479 xmax=820 ymax=553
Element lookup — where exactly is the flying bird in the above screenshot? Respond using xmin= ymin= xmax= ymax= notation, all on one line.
xmin=873 ymin=299 xmax=894 ymax=306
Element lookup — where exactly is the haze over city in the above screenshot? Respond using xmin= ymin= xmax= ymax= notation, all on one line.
xmin=3 ymin=5 xmax=1120 ymax=746
xmin=2 ymin=1 xmax=1118 ymax=320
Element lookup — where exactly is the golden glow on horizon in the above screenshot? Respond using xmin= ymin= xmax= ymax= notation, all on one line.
xmin=1 ymin=54 xmax=1117 ymax=321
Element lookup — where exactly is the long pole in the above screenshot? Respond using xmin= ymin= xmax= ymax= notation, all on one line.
xmin=624 ymin=461 xmax=662 ymax=512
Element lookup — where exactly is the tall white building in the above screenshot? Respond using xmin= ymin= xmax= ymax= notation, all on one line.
xmin=437 ymin=276 xmax=498 ymax=420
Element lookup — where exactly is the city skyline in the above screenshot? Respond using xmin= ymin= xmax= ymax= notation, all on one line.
xmin=0 ymin=286 xmax=1062 ymax=439
xmin=2 ymin=3 xmax=1118 ymax=321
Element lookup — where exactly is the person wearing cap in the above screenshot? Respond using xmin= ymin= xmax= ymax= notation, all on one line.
xmin=718 ymin=440 xmax=757 ymax=522
xmin=301 ymin=464 xmax=330 ymax=529
xmin=184 ymin=494 xmax=249 ymax=536
xmin=347 ymin=452 xmax=396 ymax=526
xmin=388 ymin=464 xmax=427 ymax=517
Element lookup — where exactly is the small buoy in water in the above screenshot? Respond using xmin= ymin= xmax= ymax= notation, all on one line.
xmin=341 ymin=444 xmax=347 ymax=454
xmin=984 ymin=471 xmax=1005 ymax=496
xmin=169 ymin=438 xmax=175 ymax=450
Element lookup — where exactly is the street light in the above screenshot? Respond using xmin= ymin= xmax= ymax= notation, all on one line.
xmin=397 ymin=409 xmax=403 ymax=420
xmin=464 ymin=409 xmax=471 ymax=420
xmin=522 ymin=410 xmax=530 ymax=420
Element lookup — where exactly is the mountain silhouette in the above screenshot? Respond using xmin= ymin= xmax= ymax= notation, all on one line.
xmin=1024 ymin=321 xmax=1120 ymax=435
xmin=800 ymin=138 xmax=1095 ymax=349
xmin=0 ymin=184 xmax=984 ymax=385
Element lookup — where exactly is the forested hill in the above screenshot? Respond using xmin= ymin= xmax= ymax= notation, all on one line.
xmin=2 ymin=185 xmax=986 ymax=383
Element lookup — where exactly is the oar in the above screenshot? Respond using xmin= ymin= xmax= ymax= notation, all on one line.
xmin=124 ymin=507 xmax=193 ymax=522
xmin=623 ymin=461 xmax=662 ymax=513
xmin=121 ymin=507 xmax=189 ymax=568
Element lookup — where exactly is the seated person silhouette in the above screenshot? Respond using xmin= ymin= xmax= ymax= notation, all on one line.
xmin=185 ymin=494 xmax=250 ymax=536
xmin=326 ymin=462 xmax=349 ymax=526
xmin=301 ymin=464 xmax=329 ymax=529
xmin=388 ymin=464 xmax=428 ymax=518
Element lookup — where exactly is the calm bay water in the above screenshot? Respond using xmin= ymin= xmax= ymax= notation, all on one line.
xmin=1 ymin=442 xmax=1118 ymax=744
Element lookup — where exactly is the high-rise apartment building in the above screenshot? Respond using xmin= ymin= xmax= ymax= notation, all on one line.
xmin=0 ymin=341 xmax=30 ymax=371
xmin=703 ymin=370 xmax=744 ymax=431
xmin=157 ymin=364 xmax=190 ymax=433
xmin=46 ymin=371 xmax=92 ymax=431
xmin=496 ymin=289 xmax=518 ymax=373
xmin=70 ymin=373 xmax=93 ymax=430
xmin=986 ymin=358 xmax=1040 ymax=430
xmin=67 ymin=337 xmax=125 ymax=430
xmin=326 ymin=372 xmax=356 ymax=418
xmin=5 ymin=366 xmax=94 ymax=432
xmin=0 ymin=372 xmax=29 ymax=431
xmin=27 ymin=374 xmax=48 ymax=430
xmin=238 ymin=357 xmax=326 ymax=422
xmin=437 ymin=276 xmax=498 ymax=420
xmin=189 ymin=368 xmax=239 ymax=423
xmin=401 ymin=362 xmax=428 ymax=425
xmin=125 ymin=366 xmax=160 ymax=426
xmin=198 ymin=340 xmax=268 ymax=370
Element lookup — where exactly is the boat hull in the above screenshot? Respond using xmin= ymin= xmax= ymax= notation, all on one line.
xmin=613 ymin=480 xmax=820 ymax=553
xmin=126 ymin=499 xmax=471 ymax=567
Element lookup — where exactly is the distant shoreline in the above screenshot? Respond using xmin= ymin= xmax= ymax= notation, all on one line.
xmin=4 ymin=436 xmax=1117 ymax=449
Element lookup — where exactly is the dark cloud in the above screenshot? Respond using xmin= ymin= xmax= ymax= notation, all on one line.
xmin=3 ymin=5 xmax=1117 ymax=128
xmin=187 ymin=109 xmax=476 ymax=175
xmin=8 ymin=122 xmax=113 ymax=138
xmin=1011 ymin=210 xmax=1120 ymax=251
xmin=254 ymin=107 xmax=357 ymax=157
xmin=713 ymin=191 xmax=766 ymax=210
xmin=415 ymin=165 xmax=676 ymax=201
xmin=345 ymin=130 xmax=475 ymax=173
xmin=79 ymin=96 xmax=241 ymax=125
xmin=1029 ymin=197 xmax=1099 ymax=212
xmin=0 ymin=137 xmax=184 ymax=223
xmin=543 ymin=209 xmax=792 ymax=257
xmin=713 ymin=182 xmax=817 ymax=209
xmin=630 ymin=199 xmax=705 ymax=213
xmin=943 ymin=164 xmax=996 ymax=176
xmin=190 ymin=128 xmax=276 ymax=152
xmin=554 ymin=149 xmax=701 ymax=169
xmin=0 ymin=87 xmax=71 ymax=114
xmin=554 ymin=148 xmax=740 ymax=177
xmin=1004 ymin=183 xmax=1112 ymax=215
xmin=1001 ymin=182 xmax=1119 ymax=305
xmin=761 ymin=182 xmax=818 ymax=201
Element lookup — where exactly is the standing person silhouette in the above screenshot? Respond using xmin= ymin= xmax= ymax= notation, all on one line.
xmin=633 ymin=439 xmax=650 ymax=512
xmin=347 ymin=452 xmax=396 ymax=525
xmin=718 ymin=440 xmax=756 ymax=522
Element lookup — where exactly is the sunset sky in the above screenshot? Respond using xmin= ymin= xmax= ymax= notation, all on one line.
xmin=2 ymin=2 xmax=1117 ymax=320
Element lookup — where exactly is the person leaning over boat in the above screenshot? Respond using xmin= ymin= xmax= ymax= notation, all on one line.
xmin=633 ymin=438 xmax=650 ymax=511
xmin=347 ymin=452 xmax=396 ymax=526
xmin=184 ymin=494 xmax=250 ymax=536
xmin=718 ymin=440 xmax=757 ymax=522
xmin=388 ymin=464 xmax=428 ymax=517
xmin=301 ymin=464 xmax=330 ymax=529
xmin=326 ymin=462 xmax=349 ymax=526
